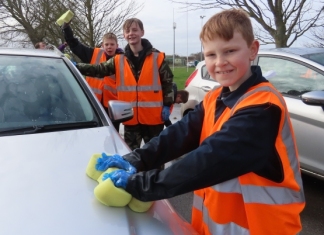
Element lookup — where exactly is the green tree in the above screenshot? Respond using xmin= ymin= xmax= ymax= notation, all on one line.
xmin=0 ymin=0 xmax=143 ymax=48
xmin=170 ymin=0 xmax=324 ymax=48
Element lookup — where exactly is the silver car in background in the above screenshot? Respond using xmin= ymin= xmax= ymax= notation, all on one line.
xmin=181 ymin=48 xmax=324 ymax=180
xmin=0 ymin=48 xmax=197 ymax=234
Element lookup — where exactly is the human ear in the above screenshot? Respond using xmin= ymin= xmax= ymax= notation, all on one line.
xmin=249 ymin=40 xmax=260 ymax=61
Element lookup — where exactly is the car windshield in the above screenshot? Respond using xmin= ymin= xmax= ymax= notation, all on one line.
xmin=0 ymin=55 xmax=99 ymax=132
xmin=301 ymin=52 xmax=324 ymax=66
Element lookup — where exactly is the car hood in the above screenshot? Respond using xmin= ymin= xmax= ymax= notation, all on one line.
xmin=0 ymin=127 xmax=196 ymax=235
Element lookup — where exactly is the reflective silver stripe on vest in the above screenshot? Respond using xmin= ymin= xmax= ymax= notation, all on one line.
xmin=117 ymin=53 xmax=162 ymax=92
xmin=95 ymin=49 xmax=105 ymax=64
xmin=230 ymin=85 xmax=305 ymax=200
xmin=137 ymin=101 xmax=163 ymax=107
xmin=90 ymin=49 xmax=105 ymax=86
xmin=106 ymin=74 xmax=116 ymax=82
xmin=194 ymin=195 xmax=250 ymax=235
xmin=91 ymin=87 xmax=102 ymax=95
xmin=103 ymin=84 xmax=117 ymax=95
xmin=103 ymin=74 xmax=117 ymax=95
xmin=213 ymin=178 xmax=241 ymax=193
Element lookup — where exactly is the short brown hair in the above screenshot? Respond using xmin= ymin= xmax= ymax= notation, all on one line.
xmin=178 ymin=90 xmax=189 ymax=103
xmin=102 ymin=32 xmax=118 ymax=43
xmin=123 ymin=18 xmax=144 ymax=32
xmin=34 ymin=41 xmax=45 ymax=49
xmin=200 ymin=9 xmax=254 ymax=46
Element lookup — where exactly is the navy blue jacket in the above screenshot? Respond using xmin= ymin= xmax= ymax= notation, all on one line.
xmin=123 ymin=66 xmax=283 ymax=201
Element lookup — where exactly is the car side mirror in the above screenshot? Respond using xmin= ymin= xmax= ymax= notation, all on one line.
xmin=301 ymin=91 xmax=324 ymax=106
xmin=107 ymin=100 xmax=133 ymax=122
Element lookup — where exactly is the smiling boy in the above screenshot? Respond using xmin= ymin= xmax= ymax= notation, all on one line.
xmin=76 ymin=18 xmax=174 ymax=150
xmin=95 ymin=9 xmax=305 ymax=235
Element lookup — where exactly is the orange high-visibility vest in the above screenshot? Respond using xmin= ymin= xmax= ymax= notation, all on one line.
xmin=192 ymin=83 xmax=305 ymax=235
xmin=103 ymin=74 xmax=117 ymax=108
xmin=87 ymin=48 xmax=117 ymax=105
xmin=114 ymin=52 xmax=165 ymax=125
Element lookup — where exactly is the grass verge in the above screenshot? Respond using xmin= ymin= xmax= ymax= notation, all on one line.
xmin=171 ymin=66 xmax=195 ymax=89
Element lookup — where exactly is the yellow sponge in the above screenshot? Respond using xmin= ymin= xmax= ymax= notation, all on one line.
xmin=56 ymin=10 xmax=74 ymax=26
xmin=86 ymin=152 xmax=155 ymax=212
xmin=94 ymin=178 xmax=132 ymax=207
xmin=86 ymin=153 xmax=104 ymax=181
xmin=128 ymin=197 xmax=154 ymax=213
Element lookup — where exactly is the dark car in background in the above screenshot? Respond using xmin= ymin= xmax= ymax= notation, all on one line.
xmin=181 ymin=48 xmax=324 ymax=180
xmin=0 ymin=48 xmax=198 ymax=235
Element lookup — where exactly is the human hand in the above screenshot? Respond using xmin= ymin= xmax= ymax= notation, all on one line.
xmin=161 ymin=106 xmax=171 ymax=121
xmin=102 ymin=169 xmax=132 ymax=189
xmin=95 ymin=153 xmax=137 ymax=173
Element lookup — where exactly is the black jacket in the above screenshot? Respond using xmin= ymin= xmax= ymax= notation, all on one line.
xmin=62 ymin=25 xmax=123 ymax=63
xmin=123 ymin=66 xmax=283 ymax=201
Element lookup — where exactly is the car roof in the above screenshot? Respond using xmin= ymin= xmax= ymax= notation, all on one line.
xmin=0 ymin=47 xmax=63 ymax=58
xmin=258 ymin=47 xmax=324 ymax=56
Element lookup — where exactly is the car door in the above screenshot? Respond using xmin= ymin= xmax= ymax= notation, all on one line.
xmin=255 ymin=54 xmax=324 ymax=177
xmin=197 ymin=63 xmax=219 ymax=102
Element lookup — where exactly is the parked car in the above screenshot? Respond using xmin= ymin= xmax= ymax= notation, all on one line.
xmin=0 ymin=48 xmax=197 ymax=235
xmin=186 ymin=61 xmax=195 ymax=67
xmin=181 ymin=60 xmax=220 ymax=116
xmin=181 ymin=47 xmax=324 ymax=180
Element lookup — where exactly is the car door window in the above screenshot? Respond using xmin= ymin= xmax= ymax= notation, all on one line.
xmin=258 ymin=56 xmax=324 ymax=97
xmin=201 ymin=65 xmax=212 ymax=80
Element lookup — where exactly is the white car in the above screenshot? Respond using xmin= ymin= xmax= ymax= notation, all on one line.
xmin=0 ymin=48 xmax=197 ymax=234
xmin=181 ymin=48 xmax=324 ymax=180
xmin=181 ymin=60 xmax=220 ymax=116
xmin=186 ymin=61 xmax=195 ymax=67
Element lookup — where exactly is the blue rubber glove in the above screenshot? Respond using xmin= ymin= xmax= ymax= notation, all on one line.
xmin=161 ymin=106 xmax=171 ymax=121
xmin=102 ymin=169 xmax=132 ymax=189
xmin=95 ymin=153 xmax=136 ymax=174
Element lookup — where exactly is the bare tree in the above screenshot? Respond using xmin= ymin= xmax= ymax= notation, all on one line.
xmin=0 ymin=0 xmax=143 ymax=48
xmin=307 ymin=27 xmax=324 ymax=47
xmin=170 ymin=0 xmax=324 ymax=48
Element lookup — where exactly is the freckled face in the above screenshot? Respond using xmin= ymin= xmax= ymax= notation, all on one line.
xmin=203 ymin=32 xmax=259 ymax=91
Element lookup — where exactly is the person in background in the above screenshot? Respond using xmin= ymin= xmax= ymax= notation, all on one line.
xmin=61 ymin=23 xmax=123 ymax=131
xmin=164 ymin=83 xmax=189 ymax=127
xmin=34 ymin=42 xmax=47 ymax=49
xmin=94 ymin=9 xmax=305 ymax=235
xmin=76 ymin=18 xmax=174 ymax=151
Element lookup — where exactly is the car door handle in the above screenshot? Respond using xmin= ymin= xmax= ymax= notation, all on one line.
xmin=201 ymin=86 xmax=212 ymax=92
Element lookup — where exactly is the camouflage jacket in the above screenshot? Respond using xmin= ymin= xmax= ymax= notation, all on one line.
xmin=76 ymin=39 xmax=174 ymax=106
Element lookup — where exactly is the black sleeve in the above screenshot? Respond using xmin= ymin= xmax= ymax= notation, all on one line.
xmin=125 ymin=103 xmax=282 ymax=201
xmin=62 ymin=25 xmax=94 ymax=63
xmin=123 ymin=102 xmax=204 ymax=171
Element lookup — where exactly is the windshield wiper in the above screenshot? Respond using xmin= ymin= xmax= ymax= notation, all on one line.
xmin=0 ymin=121 xmax=99 ymax=136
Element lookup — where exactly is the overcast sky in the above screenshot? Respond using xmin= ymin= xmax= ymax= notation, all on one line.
xmin=119 ymin=0 xmax=319 ymax=57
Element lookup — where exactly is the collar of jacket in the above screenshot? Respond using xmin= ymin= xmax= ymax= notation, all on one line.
xmin=124 ymin=38 xmax=154 ymax=57
xmin=219 ymin=66 xmax=269 ymax=109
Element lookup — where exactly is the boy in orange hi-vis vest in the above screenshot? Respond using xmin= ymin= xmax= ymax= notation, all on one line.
xmin=61 ymin=23 xmax=123 ymax=132
xmin=76 ymin=18 xmax=174 ymax=151
xmin=93 ymin=9 xmax=305 ymax=235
